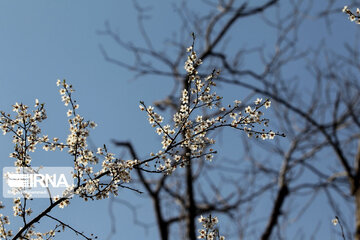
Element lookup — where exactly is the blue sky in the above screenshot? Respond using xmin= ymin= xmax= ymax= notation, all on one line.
xmin=0 ymin=0 xmax=357 ymax=239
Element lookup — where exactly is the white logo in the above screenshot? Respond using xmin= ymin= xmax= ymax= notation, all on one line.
xmin=3 ymin=167 xmax=74 ymax=198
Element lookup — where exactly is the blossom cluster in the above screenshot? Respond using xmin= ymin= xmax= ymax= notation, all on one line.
xmin=0 ymin=202 xmax=12 ymax=239
xmin=1 ymin=80 xmax=136 ymax=202
xmin=197 ymin=215 xmax=225 ymax=240
xmin=0 ymin=213 xmax=11 ymax=239
xmin=19 ymin=226 xmax=56 ymax=240
xmin=139 ymin=42 xmax=281 ymax=174
xmin=1 ymin=99 xmax=47 ymax=167
xmin=0 ymin=79 xmax=140 ymax=239
xmin=56 ymin=79 xmax=138 ymax=201
xmin=0 ymin=200 xmax=54 ymax=239
xmin=342 ymin=6 xmax=360 ymax=24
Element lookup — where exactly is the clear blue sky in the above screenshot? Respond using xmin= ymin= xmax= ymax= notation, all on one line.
xmin=0 ymin=0 xmax=357 ymax=239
